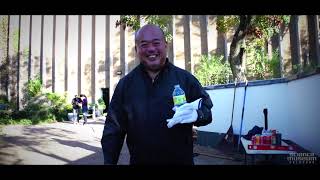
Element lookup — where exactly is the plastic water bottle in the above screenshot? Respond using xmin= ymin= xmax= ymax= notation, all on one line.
xmin=172 ymin=84 xmax=186 ymax=108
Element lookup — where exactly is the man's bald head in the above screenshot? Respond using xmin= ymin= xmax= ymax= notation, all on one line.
xmin=135 ymin=24 xmax=166 ymax=45
xmin=134 ymin=24 xmax=168 ymax=74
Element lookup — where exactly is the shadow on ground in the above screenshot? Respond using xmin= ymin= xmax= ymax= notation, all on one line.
xmin=0 ymin=122 xmax=105 ymax=165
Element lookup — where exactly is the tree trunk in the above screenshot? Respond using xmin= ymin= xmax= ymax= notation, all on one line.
xmin=228 ymin=15 xmax=252 ymax=82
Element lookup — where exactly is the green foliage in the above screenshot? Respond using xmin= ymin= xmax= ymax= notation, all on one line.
xmin=2 ymin=106 xmax=53 ymax=125
xmin=216 ymin=15 xmax=290 ymax=80
xmin=268 ymin=53 xmax=281 ymax=78
xmin=0 ymin=115 xmax=55 ymax=125
xmin=0 ymin=76 xmax=71 ymax=124
xmin=97 ymin=98 xmax=106 ymax=110
xmin=117 ymin=15 xmax=173 ymax=42
xmin=26 ymin=75 xmax=42 ymax=98
xmin=250 ymin=15 xmax=291 ymax=40
xmin=216 ymin=16 xmax=239 ymax=33
xmin=0 ymin=110 xmax=11 ymax=119
xmin=292 ymin=62 xmax=318 ymax=75
xmin=217 ymin=15 xmax=291 ymax=41
xmin=0 ymin=118 xmax=33 ymax=125
xmin=45 ymin=92 xmax=70 ymax=121
xmin=5 ymin=91 xmax=71 ymax=124
xmin=118 ymin=16 xmax=141 ymax=31
xmin=194 ymin=55 xmax=232 ymax=86
xmin=246 ymin=45 xmax=281 ymax=80
xmin=0 ymin=94 xmax=9 ymax=104
xmin=17 ymin=89 xmax=53 ymax=123
xmin=46 ymin=92 xmax=66 ymax=105
xmin=0 ymin=95 xmax=15 ymax=111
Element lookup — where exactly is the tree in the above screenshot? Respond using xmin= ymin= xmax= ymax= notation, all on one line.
xmin=216 ymin=15 xmax=290 ymax=81
xmin=116 ymin=15 xmax=173 ymax=42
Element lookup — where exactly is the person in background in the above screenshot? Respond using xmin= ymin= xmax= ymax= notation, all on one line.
xmin=80 ymin=94 xmax=88 ymax=125
xmin=71 ymin=95 xmax=82 ymax=124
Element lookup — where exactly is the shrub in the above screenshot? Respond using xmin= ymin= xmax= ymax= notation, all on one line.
xmin=45 ymin=92 xmax=69 ymax=121
xmin=0 ymin=94 xmax=9 ymax=104
xmin=194 ymin=55 xmax=232 ymax=86
xmin=0 ymin=110 xmax=11 ymax=119
xmin=26 ymin=75 xmax=42 ymax=98
xmin=245 ymin=39 xmax=281 ymax=80
xmin=97 ymin=98 xmax=106 ymax=110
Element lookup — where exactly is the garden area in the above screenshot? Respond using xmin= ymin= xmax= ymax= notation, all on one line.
xmin=0 ymin=75 xmax=106 ymax=126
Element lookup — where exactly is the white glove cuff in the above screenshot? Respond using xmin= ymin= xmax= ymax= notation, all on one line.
xmin=191 ymin=98 xmax=202 ymax=110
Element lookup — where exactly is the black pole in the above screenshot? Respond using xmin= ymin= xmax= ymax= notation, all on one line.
xmin=263 ymin=108 xmax=268 ymax=130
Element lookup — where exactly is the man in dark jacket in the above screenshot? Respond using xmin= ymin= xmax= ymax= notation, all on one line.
xmin=101 ymin=24 xmax=213 ymax=165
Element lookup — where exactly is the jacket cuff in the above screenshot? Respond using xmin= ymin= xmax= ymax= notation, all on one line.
xmin=196 ymin=109 xmax=204 ymax=122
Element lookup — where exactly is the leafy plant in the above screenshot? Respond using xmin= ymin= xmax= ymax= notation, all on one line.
xmin=194 ymin=55 xmax=232 ymax=86
xmin=0 ymin=110 xmax=11 ymax=119
xmin=26 ymin=75 xmax=42 ymax=98
xmin=246 ymin=44 xmax=281 ymax=80
xmin=216 ymin=15 xmax=290 ymax=81
xmin=45 ymin=92 xmax=70 ymax=121
xmin=97 ymin=98 xmax=106 ymax=110
xmin=116 ymin=15 xmax=173 ymax=42
xmin=267 ymin=51 xmax=281 ymax=78
xmin=292 ymin=62 xmax=318 ymax=75
xmin=0 ymin=94 xmax=9 ymax=104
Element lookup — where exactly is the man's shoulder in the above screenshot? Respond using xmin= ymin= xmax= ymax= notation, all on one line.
xmin=118 ymin=65 xmax=141 ymax=85
xmin=126 ymin=65 xmax=141 ymax=77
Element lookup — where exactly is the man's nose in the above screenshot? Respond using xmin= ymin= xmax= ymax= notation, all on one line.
xmin=146 ymin=44 xmax=156 ymax=52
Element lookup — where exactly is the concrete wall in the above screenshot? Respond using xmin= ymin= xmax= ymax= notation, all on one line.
xmin=199 ymin=73 xmax=320 ymax=155
xmin=287 ymin=74 xmax=320 ymax=155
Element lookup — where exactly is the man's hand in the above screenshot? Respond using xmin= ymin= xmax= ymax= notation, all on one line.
xmin=166 ymin=98 xmax=202 ymax=128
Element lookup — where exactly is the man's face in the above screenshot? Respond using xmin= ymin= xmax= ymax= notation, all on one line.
xmin=135 ymin=26 xmax=167 ymax=72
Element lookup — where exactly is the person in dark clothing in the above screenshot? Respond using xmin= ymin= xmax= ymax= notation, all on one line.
xmin=80 ymin=94 xmax=88 ymax=125
xmin=101 ymin=24 xmax=213 ymax=165
xmin=71 ymin=95 xmax=82 ymax=124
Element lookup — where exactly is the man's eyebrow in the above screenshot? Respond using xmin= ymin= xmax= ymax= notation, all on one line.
xmin=139 ymin=39 xmax=161 ymax=43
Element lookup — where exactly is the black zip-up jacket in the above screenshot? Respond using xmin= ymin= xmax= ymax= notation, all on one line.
xmin=101 ymin=59 xmax=213 ymax=165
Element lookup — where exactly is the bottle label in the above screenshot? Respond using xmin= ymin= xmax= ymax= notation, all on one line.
xmin=173 ymin=95 xmax=186 ymax=106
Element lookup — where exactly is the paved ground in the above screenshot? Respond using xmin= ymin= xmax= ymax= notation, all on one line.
xmin=0 ymin=118 xmax=243 ymax=165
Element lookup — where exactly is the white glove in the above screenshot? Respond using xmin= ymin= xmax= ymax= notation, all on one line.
xmin=172 ymin=98 xmax=202 ymax=112
xmin=166 ymin=98 xmax=202 ymax=128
